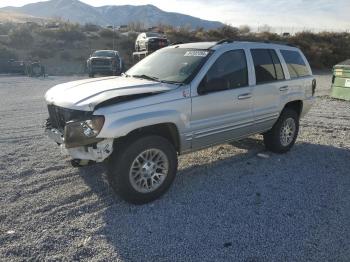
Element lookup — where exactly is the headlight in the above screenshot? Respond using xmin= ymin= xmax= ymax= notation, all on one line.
xmin=64 ymin=116 xmax=105 ymax=148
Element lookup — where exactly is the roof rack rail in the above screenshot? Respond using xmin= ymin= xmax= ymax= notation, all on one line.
xmin=171 ymin=41 xmax=183 ymax=46
xmin=216 ymin=39 xmax=234 ymax=45
xmin=209 ymin=39 xmax=234 ymax=49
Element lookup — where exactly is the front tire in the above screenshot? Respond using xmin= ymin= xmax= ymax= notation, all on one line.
xmin=263 ymin=108 xmax=299 ymax=153
xmin=108 ymin=135 xmax=178 ymax=204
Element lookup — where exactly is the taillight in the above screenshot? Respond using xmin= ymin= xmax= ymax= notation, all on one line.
xmin=312 ymin=79 xmax=316 ymax=96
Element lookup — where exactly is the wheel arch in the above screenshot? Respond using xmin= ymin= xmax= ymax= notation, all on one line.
xmin=283 ymin=100 xmax=303 ymax=117
xmin=114 ymin=123 xmax=181 ymax=153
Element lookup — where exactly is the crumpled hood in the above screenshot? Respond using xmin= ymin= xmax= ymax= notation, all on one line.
xmin=45 ymin=76 xmax=176 ymax=111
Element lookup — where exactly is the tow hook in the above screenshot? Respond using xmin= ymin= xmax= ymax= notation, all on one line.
xmin=71 ymin=159 xmax=96 ymax=167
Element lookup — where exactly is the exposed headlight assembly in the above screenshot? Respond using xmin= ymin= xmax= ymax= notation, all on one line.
xmin=64 ymin=116 xmax=105 ymax=148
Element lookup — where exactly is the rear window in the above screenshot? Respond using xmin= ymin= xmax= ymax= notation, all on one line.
xmin=251 ymin=49 xmax=284 ymax=84
xmin=280 ymin=50 xmax=310 ymax=78
xmin=146 ymin=32 xmax=162 ymax=38
xmin=93 ymin=51 xmax=117 ymax=57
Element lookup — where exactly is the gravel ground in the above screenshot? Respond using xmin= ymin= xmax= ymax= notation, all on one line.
xmin=0 ymin=73 xmax=349 ymax=261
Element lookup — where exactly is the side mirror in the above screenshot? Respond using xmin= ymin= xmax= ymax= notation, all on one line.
xmin=198 ymin=77 xmax=227 ymax=95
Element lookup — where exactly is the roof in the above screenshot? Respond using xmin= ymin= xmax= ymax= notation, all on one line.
xmin=170 ymin=41 xmax=299 ymax=51
xmin=335 ymin=59 xmax=350 ymax=67
xmin=94 ymin=50 xmax=118 ymax=52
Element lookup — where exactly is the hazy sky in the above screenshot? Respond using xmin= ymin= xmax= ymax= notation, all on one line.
xmin=0 ymin=0 xmax=349 ymax=31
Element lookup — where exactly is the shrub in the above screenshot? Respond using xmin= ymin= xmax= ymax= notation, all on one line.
xmin=30 ymin=49 xmax=52 ymax=59
xmin=0 ymin=45 xmax=17 ymax=60
xmin=98 ymin=29 xmax=120 ymax=39
xmin=58 ymin=29 xmax=86 ymax=42
xmin=60 ymin=51 xmax=72 ymax=61
xmin=0 ymin=22 xmax=15 ymax=35
xmin=38 ymin=24 xmax=86 ymax=42
xmin=83 ymin=23 xmax=100 ymax=32
xmin=8 ymin=27 xmax=33 ymax=48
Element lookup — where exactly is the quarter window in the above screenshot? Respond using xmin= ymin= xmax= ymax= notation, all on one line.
xmin=280 ymin=50 xmax=310 ymax=78
xmin=202 ymin=49 xmax=248 ymax=93
xmin=251 ymin=49 xmax=285 ymax=84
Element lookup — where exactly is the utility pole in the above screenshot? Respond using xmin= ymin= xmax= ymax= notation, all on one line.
xmin=112 ymin=25 xmax=115 ymax=51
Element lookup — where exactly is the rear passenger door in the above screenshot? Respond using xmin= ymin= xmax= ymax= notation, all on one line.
xmin=250 ymin=49 xmax=285 ymax=132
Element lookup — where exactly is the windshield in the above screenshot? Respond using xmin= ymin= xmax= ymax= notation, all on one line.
xmin=93 ymin=51 xmax=116 ymax=57
xmin=126 ymin=48 xmax=212 ymax=84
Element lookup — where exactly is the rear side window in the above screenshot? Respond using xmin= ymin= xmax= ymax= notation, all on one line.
xmin=251 ymin=49 xmax=284 ymax=84
xmin=280 ymin=50 xmax=310 ymax=78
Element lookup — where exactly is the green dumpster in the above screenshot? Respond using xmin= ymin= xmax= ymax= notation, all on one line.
xmin=331 ymin=59 xmax=350 ymax=101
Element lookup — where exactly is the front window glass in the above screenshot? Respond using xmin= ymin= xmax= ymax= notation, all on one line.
xmin=203 ymin=49 xmax=248 ymax=92
xmin=126 ymin=48 xmax=212 ymax=83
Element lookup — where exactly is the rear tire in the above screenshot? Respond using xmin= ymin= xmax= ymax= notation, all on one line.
xmin=263 ymin=108 xmax=299 ymax=153
xmin=108 ymin=135 xmax=178 ymax=204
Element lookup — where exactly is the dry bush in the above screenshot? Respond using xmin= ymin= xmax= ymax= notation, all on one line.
xmin=83 ymin=23 xmax=100 ymax=32
xmin=30 ymin=48 xmax=53 ymax=59
xmin=0 ymin=22 xmax=16 ymax=35
xmin=0 ymin=44 xmax=17 ymax=60
xmin=98 ymin=29 xmax=120 ymax=39
xmin=60 ymin=51 xmax=72 ymax=61
xmin=8 ymin=26 xmax=33 ymax=48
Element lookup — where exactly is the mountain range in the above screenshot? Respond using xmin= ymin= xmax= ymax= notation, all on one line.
xmin=1 ymin=0 xmax=224 ymax=29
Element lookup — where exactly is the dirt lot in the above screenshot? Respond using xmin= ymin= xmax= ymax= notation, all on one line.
xmin=0 ymin=74 xmax=349 ymax=261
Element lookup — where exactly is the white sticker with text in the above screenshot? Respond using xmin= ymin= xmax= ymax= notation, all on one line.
xmin=184 ymin=51 xmax=209 ymax=57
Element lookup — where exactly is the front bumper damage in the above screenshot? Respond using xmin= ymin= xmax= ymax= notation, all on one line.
xmin=45 ymin=126 xmax=114 ymax=163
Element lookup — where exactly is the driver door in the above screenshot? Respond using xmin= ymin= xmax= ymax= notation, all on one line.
xmin=190 ymin=49 xmax=254 ymax=150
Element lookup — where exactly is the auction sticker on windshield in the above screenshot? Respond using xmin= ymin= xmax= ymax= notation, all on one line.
xmin=184 ymin=51 xmax=209 ymax=57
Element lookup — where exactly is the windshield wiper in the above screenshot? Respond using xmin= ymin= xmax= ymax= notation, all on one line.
xmin=132 ymin=74 xmax=160 ymax=82
xmin=160 ymin=80 xmax=184 ymax=85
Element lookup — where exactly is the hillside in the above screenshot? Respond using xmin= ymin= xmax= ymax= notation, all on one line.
xmin=0 ymin=10 xmax=48 ymax=23
xmin=1 ymin=0 xmax=224 ymax=29
xmin=1 ymin=20 xmax=349 ymax=75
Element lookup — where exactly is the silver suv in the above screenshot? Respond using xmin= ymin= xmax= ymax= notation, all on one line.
xmin=45 ymin=40 xmax=316 ymax=204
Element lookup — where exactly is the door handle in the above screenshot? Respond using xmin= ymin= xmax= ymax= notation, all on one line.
xmin=279 ymin=85 xmax=289 ymax=91
xmin=237 ymin=93 xmax=252 ymax=100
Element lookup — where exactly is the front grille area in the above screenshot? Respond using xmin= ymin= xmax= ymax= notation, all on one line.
xmin=47 ymin=105 xmax=91 ymax=131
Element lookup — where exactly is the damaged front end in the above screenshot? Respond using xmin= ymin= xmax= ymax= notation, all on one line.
xmin=45 ymin=104 xmax=113 ymax=164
